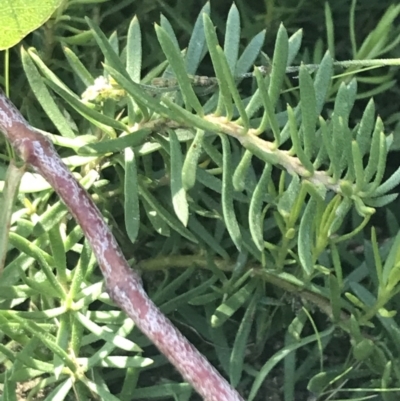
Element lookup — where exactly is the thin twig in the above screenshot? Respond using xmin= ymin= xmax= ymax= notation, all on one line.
xmin=0 ymin=90 xmax=245 ymax=401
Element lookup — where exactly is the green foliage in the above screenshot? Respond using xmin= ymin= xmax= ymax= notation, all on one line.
xmin=2 ymin=1 xmax=400 ymax=400
xmin=0 ymin=0 xmax=63 ymax=51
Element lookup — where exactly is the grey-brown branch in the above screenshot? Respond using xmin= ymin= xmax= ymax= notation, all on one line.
xmin=0 ymin=91 xmax=245 ymax=401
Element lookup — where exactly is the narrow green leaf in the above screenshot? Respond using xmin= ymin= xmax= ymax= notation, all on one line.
xmin=203 ymin=14 xmax=233 ymax=117
xmin=287 ymin=29 xmax=303 ymax=66
xmin=352 ymin=140 xmax=365 ymax=192
xmin=103 ymin=64 xmax=172 ymax=117
xmin=124 ymin=148 xmax=140 ymax=243
xmin=45 ymin=79 xmax=127 ymax=133
xmin=8 ymin=232 xmax=67 ymax=299
xmin=3 ymin=370 xmax=17 ymax=401
xmin=161 ymin=276 xmax=219 ymax=314
xmin=308 ymin=371 xmax=342 ymax=396
xmin=85 ymin=17 xmax=129 ymax=79
xmin=364 ymin=117 xmax=384 ymax=183
xmin=329 ymin=274 xmax=342 ymax=322
xmin=21 ymin=47 xmax=76 ymax=138
xmin=185 ymin=2 xmax=210 ymax=74
xmin=48 ymin=224 xmax=67 ymax=280
xmin=233 ymin=150 xmax=253 ymax=192
xmin=182 ymin=129 xmax=205 ymax=190
xmin=313 ymin=51 xmax=333 ymax=114
xmin=381 ymin=231 xmax=400 ymax=288
xmin=216 ymin=45 xmax=249 ymax=127
xmin=3 ymin=311 xmax=75 ymax=370
xmin=328 ymin=197 xmax=352 ymax=235
xmin=356 ymin=99 xmax=375 ymax=156
xmin=373 ymin=165 xmax=400 ymax=197
xmin=0 ymin=162 xmax=24 ymax=276
xmin=352 ymin=195 xmax=374 ymax=217
xmin=324 ymin=2 xmax=335 ymax=57
xmin=160 ymin=14 xmax=181 ymax=51
xmin=107 ymin=31 xmax=120 ymax=64
xmin=331 ymin=116 xmax=345 ymax=180
xmin=202 ymin=137 xmax=221 ymax=168
xmin=229 ymin=290 xmax=258 ymax=387
xmin=248 ymin=327 xmax=334 ymax=401
xmin=142 ymin=198 xmax=170 ymax=237
xmin=169 ymin=130 xmax=189 ymax=226
xmin=254 ymin=67 xmax=280 ymax=142
xmin=161 ymin=96 xmax=222 ymax=133
xmin=188 ymin=216 xmax=229 ymax=259
xmin=249 ymin=163 xmax=272 ymax=251
xmin=220 ymin=135 xmax=242 ymax=251
xmin=126 ymin=16 xmax=142 ymax=82
xmin=299 ymin=64 xmax=317 ymax=159
xmin=367 ymin=131 xmax=388 ymax=191
xmin=153 ymin=267 xmax=197 ymax=304
xmin=235 ymin=30 xmax=266 ymax=77
xmin=288 ymin=105 xmax=314 ymax=174
xmin=138 ymin=181 xmax=197 ymax=243
xmin=62 ymin=46 xmax=94 ymax=87
xmin=277 ymin=174 xmax=301 ymax=218
xmin=78 ymin=129 xmax=151 ymax=156
xmin=224 ymin=3 xmax=240 ymax=72
xmin=155 ymin=25 xmax=203 ymax=115
xmin=298 ymin=197 xmax=317 ymax=276
xmin=269 ymin=23 xmax=288 ymax=107
xmin=211 ymin=279 xmax=257 ymax=327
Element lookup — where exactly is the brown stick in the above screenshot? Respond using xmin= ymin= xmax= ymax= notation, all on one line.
xmin=0 ymin=91 xmax=245 ymax=401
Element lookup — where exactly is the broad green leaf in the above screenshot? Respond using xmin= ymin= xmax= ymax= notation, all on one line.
xmin=0 ymin=0 xmax=63 ymax=50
